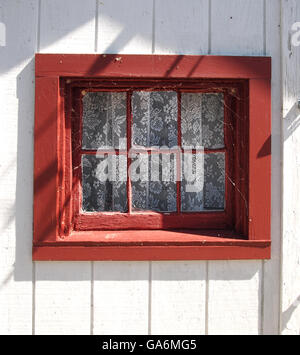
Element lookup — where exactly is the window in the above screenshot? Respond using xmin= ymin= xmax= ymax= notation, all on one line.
xmin=33 ymin=54 xmax=271 ymax=261
xmin=73 ymin=85 xmax=232 ymax=231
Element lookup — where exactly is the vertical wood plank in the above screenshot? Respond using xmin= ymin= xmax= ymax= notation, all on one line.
xmin=281 ymin=0 xmax=300 ymax=335
xmin=34 ymin=0 xmax=95 ymax=335
xmin=207 ymin=261 xmax=262 ymax=335
xmin=39 ymin=0 xmax=96 ymax=53
xmin=35 ymin=263 xmax=91 ymax=335
xmin=93 ymin=0 xmax=153 ymax=335
xmin=151 ymin=262 xmax=206 ymax=335
xmin=0 ymin=0 xmax=38 ymax=335
xmin=93 ymin=262 xmax=149 ymax=335
xmin=154 ymin=0 xmax=209 ymax=55
xmin=97 ymin=0 xmax=153 ymax=54
xmin=151 ymin=0 xmax=209 ymax=335
xmin=211 ymin=0 xmax=265 ymax=55
xmin=263 ymin=0 xmax=282 ymax=335
xmin=209 ymin=0 xmax=265 ymax=335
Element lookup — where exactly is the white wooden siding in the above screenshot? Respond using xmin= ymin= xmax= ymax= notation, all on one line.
xmin=281 ymin=0 xmax=300 ymax=336
xmin=0 ymin=0 xmax=299 ymax=335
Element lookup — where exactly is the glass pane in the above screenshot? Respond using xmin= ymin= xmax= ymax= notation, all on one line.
xmin=132 ymin=91 xmax=178 ymax=148
xmin=181 ymin=93 xmax=203 ymax=149
xmin=204 ymin=153 xmax=225 ymax=210
xmin=131 ymin=153 xmax=177 ymax=212
xmin=181 ymin=152 xmax=204 ymax=212
xmin=82 ymin=154 xmax=127 ymax=212
xmin=82 ymin=92 xmax=127 ymax=150
xmin=181 ymin=93 xmax=224 ymax=149
xmin=181 ymin=152 xmax=225 ymax=211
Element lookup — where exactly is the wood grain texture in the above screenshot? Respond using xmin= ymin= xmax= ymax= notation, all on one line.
xmin=281 ymin=0 xmax=300 ymax=336
xmin=0 ymin=0 xmax=38 ymax=335
xmin=93 ymin=262 xmax=149 ymax=335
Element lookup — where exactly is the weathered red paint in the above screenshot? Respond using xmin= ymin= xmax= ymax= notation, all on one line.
xmin=33 ymin=54 xmax=271 ymax=261
xmin=35 ymin=54 xmax=271 ymax=79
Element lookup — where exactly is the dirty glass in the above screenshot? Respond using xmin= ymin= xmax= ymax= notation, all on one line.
xmin=82 ymin=92 xmax=127 ymax=150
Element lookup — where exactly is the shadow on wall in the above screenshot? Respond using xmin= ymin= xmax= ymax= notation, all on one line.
xmin=14 ymin=59 xmax=35 ymax=283
xmin=283 ymin=101 xmax=300 ymax=140
xmin=281 ymin=295 xmax=300 ymax=334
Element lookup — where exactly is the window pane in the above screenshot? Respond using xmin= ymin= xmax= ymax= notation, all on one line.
xmin=181 ymin=93 xmax=224 ymax=149
xmin=204 ymin=152 xmax=225 ymax=210
xmin=181 ymin=152 xmax=225 ymax=211
xmin=82 ymin=154 xmax=127 ymax=212
xmin=132 ymin=91 xmax=178 ymax=148
xmin=82 ymin=92 xmax=127 ymax=150
xmin=131 ymin=153 xmax=177 ymax=212
xmin=181 ymin=153 xmax=204 ymax=212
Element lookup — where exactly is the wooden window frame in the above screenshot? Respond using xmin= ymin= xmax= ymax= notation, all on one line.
xmin=33 ymin=54 xmax=271 ymax=261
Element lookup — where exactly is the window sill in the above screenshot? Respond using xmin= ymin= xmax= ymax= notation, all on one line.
xmin=33 ymin=230 xmax=271 ymax=261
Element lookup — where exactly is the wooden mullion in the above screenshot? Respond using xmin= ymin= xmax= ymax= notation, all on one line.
xmin=80 ymin=149 xmax=127 ymax=156
xmin=204 ymin=148 xmax=226 ymax=154
xmin=127 ymin=91 xmax=133 ymax=214
xmin=177 ymin=91 xmax=182 ymax=214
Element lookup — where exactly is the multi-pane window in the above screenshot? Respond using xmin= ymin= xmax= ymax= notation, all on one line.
xmin=74 ymin=85 xmax=232 ymax=230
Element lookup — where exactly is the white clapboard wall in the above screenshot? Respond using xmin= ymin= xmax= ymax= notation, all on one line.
xmin=0 ymin=0 xmax=299 ymax=335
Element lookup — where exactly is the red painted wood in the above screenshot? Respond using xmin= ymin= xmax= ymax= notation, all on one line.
xmin=35 ymin=54 xmax=271 ymax=80
xmin=248 ymin=79 xmax=271 ymax=241
xmin=74 ymin=212 xmax=231 ymax=231
xmin=58 ymin=229 xmax=249 ymax=243
xmin=70 ymin=88 xmax=83 ymax=234
xmin=223 ymin=91 xmax=235 ymax=230
xmin=176 ymin=91 xmax=182 ymax=214
xmin=232 ymin=84 xmax=249 ymax=236
xmin=127 ymin=91 xmax=133 ymax=214
xmin=33 ymin=54 xmax=271 ymax=261
xmin=34 ymin=77 xmax=59 ymax=243
xmin=67 ymin=80 xmax=244 ymax=91
xmin=33 ymin=244 xmax=271 ymax=261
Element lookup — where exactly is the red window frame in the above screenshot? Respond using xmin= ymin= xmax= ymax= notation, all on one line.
xmin=33 ymin=54 xmax=271 ymax=261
